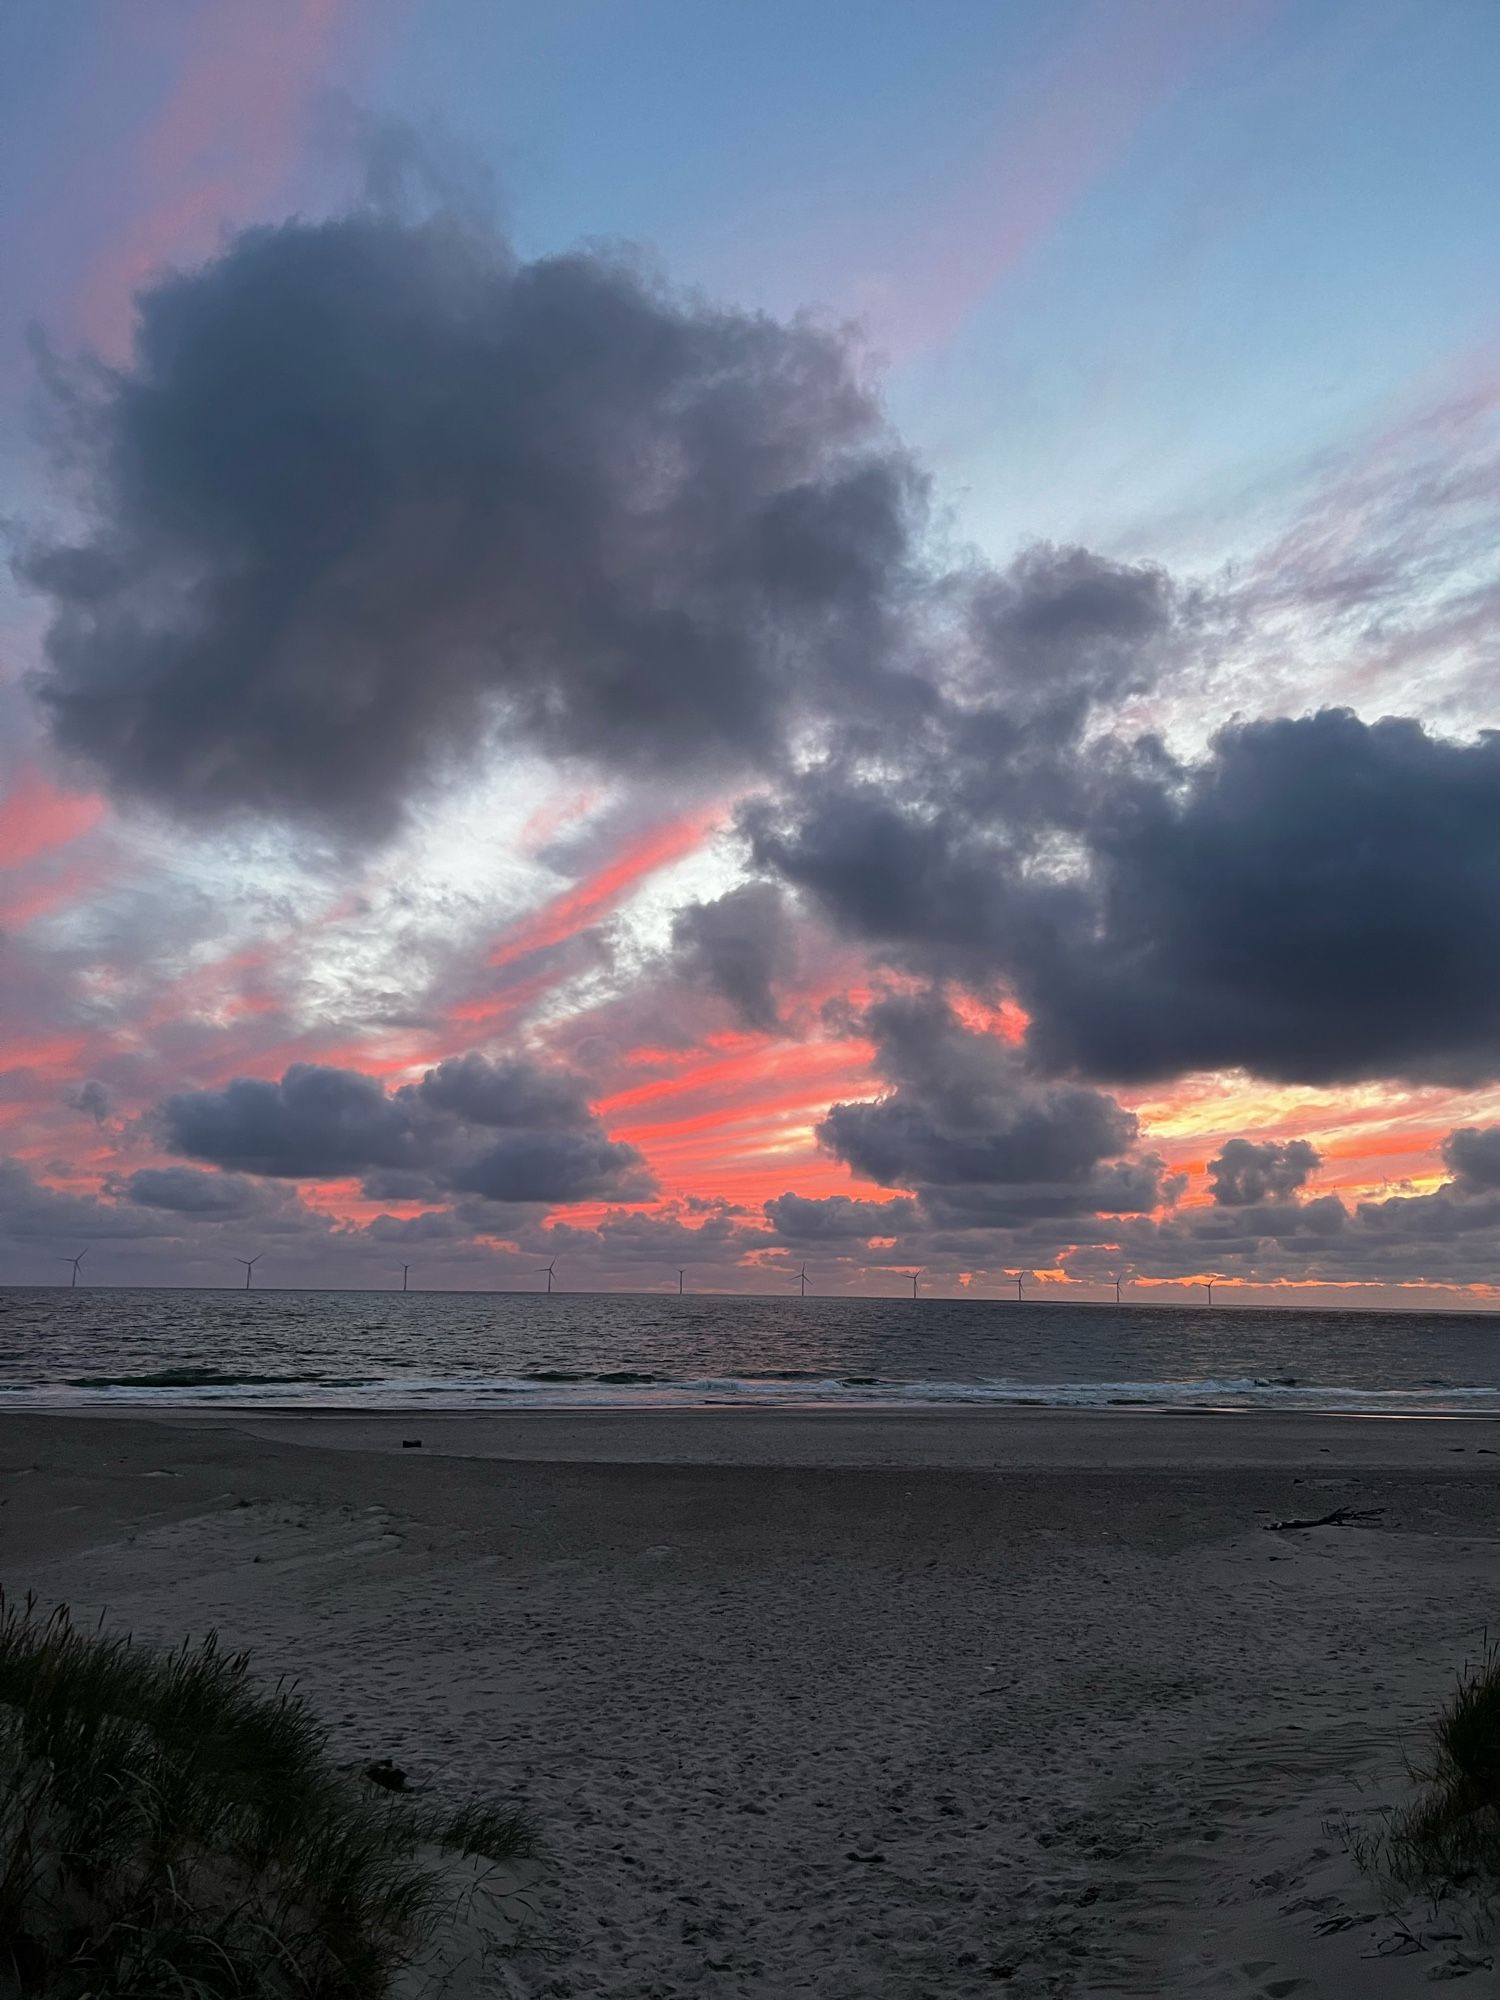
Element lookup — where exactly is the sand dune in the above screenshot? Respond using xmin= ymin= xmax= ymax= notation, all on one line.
xmin=4 ymin=1409 xmax=1498 ymax=1995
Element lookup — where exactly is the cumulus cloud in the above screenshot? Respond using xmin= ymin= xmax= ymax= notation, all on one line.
xmin=762 ymin=1191 xmax=918 ymax=1242
xmin=1442 ymin=1125 xmax=1500 ymax=1192
xmin=160 ymin=1051 xmax=650 ymax=1205
xmin=795 ymin=989 xmax=1170 ymax=1245
xmin=1207 ymin=1138 xmax=1320 ymax=1207
xmin=818 ymin=991 xmax=1139 ymax=1191
xmin=163 ymin=1066 xmax=422 ymax=1179
xmin=124 ymin=1166 xmax=279 ymax=1218
xmin=23 ymin=203 xmax=927 ymax=837
xmin=64 ymin=1079 xmax=113 ymax=1124
xmin=670 ymin=883 xmax=798 ymax=1031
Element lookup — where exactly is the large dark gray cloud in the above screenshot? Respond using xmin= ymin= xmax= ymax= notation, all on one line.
xmin=1207 ymin=1138 xmax=1319 ymax=1207
xmin=757 ymin=709 xmax=1500 ymax=1088
xmin=1017 ymin=712 xmax=1500 ymax=1086
xmin=160 ymin=1051 xmax=650 ymax=1206
xmin=23 ymin=205 xmax=928 ymax=835
xmin=163 ymin=1066 xmax=423 ymax=1179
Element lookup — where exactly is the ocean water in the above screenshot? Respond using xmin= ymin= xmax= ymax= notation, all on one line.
xmin=1 ymin=1287 xmax=1499 ymax=1415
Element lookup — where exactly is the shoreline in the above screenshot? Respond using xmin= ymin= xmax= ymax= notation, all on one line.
xmin=10 ymin=1400 xmax=1500 ymax=1468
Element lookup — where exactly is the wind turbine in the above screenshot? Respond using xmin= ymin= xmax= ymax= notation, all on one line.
xmin=537 ymin=1261 xmax=557 ymax=1295
xmin=676 ymin=1268 xmax=686 ymax=1295
xmin=60 ymin=1250 xmax=86 ymax=1288
xmin=402 ymin=1264 xmax=410 ymax=1293
xmin=796 ymin=1265 xmax=809 ymax=1297
xmin=1012 ymin=1271 xmax=1024 ymax=1303
xmin=910 ymin=1271 xmax=921 ymax=1300
xmin=237 ymin=1255 xmax=260 ymax=1291
xmin=1205 ymin=1276 xmax=1215 ymax=1307
xmin=1114 ymin=1273 xmax=1124 ymax=1306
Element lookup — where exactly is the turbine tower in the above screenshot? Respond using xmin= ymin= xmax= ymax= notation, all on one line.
xmin=60 ymin=1250 xmax=86 ymax=1288
xmin=797 ymin=1264 xmax=809 ymax=1297
xmin=1205 ymin=1276 xmax=1215 ymax=1307
xmin=1013 ymin=1271 xmax=1023 ymax=1303
xmin=677 ymin=1268 xmax=686 ymax=1295
xmin=1114 ymin=1273 xmax=1123 ymax=1306
xmin=537 ymin=1261 xmax=557 ymax=1295
xmin=237 ymin=1255 xmax=260 ymax=1291
xmin=402 ymin=1264 xmax=410 ymax=1293
xmin=910 ymin=1271 xmax=920 ymax=1300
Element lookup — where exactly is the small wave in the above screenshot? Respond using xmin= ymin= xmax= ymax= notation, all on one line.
xmin=63 ymin=1368 xmax=337 ymax=1390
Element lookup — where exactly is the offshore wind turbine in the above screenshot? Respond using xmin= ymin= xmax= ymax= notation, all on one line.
xmin=677 ymin=1268 xmax=686 ymax=1294
xmin=402 ymin=1264 xmax=410 ymax=1293
xmin=537 ymin=1261 xmax=557 ymax=1295
xmin=237 ymin=1255 xmax=260 ymax=1291
xmin=1205 ymin=1277 xmax=1215 ymax=1307
xmin=1114 ymin=1273 xmax=1124 ymax=1306
xmin=1012 ymin=1271 xmax=1023 ymax=1303
xmin=60 ymin=1250 xmax=86 ymax=1288
xmin=796 ymin=1264 xmax=809 ymax=1297
xmin=910 ymin=1271 xmax=920 ymax=1300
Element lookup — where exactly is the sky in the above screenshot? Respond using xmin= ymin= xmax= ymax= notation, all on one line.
xmin=1 ymin=0 xmax=1499 ymax=1302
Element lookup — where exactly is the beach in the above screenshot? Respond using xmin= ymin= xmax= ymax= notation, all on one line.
xmin=4 ymin=1408 xmax=1499 ymax=1996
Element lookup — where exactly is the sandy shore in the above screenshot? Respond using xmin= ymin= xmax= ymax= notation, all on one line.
xmin=4 ymin=1408 xmax=1499 ymax=1996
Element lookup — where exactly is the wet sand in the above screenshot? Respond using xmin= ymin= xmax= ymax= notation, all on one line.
xmin=4 ymin=1408 xmax=1499 ymax=1996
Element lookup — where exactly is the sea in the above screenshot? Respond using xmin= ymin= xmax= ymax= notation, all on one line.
xmin=1 ymin=1288 xmax=1499 ymax=1415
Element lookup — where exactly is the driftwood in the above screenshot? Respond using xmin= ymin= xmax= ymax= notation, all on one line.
xmin=1263 ymin=1505 xmax=1384 ymax=1533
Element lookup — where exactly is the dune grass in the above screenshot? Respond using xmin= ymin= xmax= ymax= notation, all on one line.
xmin=0 ymin=1592 xmax=534 ymax=1997
xmin=1379 ymin=1638 xmax=1500 ymax=1896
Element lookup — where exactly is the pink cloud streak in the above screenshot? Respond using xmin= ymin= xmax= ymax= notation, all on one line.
xmin=73 ymin=0 xmax=354 ymax=356
xmin=874 ymin=0 xmax=1279 ymax=358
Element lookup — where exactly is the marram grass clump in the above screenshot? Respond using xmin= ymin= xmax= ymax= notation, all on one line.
xmin=1353 ymin=1636 xmax=1500 ymax=1911
xmin=0 ymin=1593 xmax=534 ymax=1998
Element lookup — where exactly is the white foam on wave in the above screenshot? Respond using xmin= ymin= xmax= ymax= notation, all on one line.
xmin=7 ymin=1372 xmax=1500 ymax=1415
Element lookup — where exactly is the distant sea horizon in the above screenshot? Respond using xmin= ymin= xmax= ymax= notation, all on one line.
xmin=3 ymin=1288 xmax=1500 ymax=1416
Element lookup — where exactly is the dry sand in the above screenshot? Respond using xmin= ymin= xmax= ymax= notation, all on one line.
xmin=4 ymin=1407 xmax=1500 ymax=1997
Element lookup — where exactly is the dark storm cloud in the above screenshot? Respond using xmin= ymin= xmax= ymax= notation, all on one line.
xmin=1441 ymin=1125 xmax=1500 ymax=1192
xmin=762 ymin=1191 xmax=918 ymax=1242
xmin=159 ymin=1051 xmax=650 ymax=1205
xmin=758 ymin=708 xmax=1500 ymax=1088
xmin=669 ymin=883 xmax=798 ymax=1032
xmin=23 ymin=206 xmax=926 ymax=836
xmin=1207 ymin=1138 xmax=1320 ymax=1207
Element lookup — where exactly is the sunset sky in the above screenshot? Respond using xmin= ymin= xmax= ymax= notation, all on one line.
xmin=3 ymin=0 xmax=1500 ymax=1301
